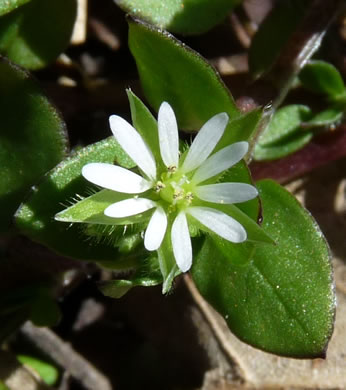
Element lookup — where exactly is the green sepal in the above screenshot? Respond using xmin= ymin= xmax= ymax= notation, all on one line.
xmin=127 ymin=89 xmax=164 ymax=170
xmin=128 ymin=18 xmax=240 ymax=132
xmin=192 ymin=179 xmax=335 ymax=358
xmin=215 ymin=108 xmax=263 ymax=151
xmin=55 ymin=189 xmax=152 ymax=226
xmin=15 ymin=137 xmax=136 ymax=261
xmin=157 ymin=223 xmax=181 ymax=293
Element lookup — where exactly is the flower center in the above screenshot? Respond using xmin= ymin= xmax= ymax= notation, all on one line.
xmin=154 ymin=169 xmax=195 ymax=209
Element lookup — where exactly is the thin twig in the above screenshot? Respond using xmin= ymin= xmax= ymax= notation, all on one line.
xmin=21 ymin=322 xmax=112 ymax=390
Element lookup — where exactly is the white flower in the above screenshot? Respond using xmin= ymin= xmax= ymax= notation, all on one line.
xmin=82 ymin=102 xmax=258 ymax=272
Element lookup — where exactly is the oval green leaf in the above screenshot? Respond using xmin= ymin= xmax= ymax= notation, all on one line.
xmin=128 ymin=18 xmax=240 ymax=131
xmin=299 ymin=60 xmax=345 ymax=98
xmin=118 ymin=0 xmax=240 ymax=35
xmin=0 ymin=0 xmax=77 ymax=69
xmin=254 ymin=131 xmax=313 ymax=161
xmin=258 ymin=105 xmax=312 ymax=146
xmin=191 ymin=179 xmax=335 ymax=358
xmin=0 ymin=57 xmax=68 ymax=232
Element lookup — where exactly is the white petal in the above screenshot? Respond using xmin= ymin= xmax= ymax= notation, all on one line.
xmin=192 ymin=141 xmax=248 ymax=184
xmin=187 ymin=206 xmax=247 ymax=243
xmin=82 ymin=163 xmax=152 ymax=193
xmin=195 ymin=183 xmax=258 ymax=204
xmin=109 ymin=115 xmax=156 ymax=180
xmin=181 ymin=113 xmax=228 ymax=173
xmin=171 ymin=212 xmax=192 ymax=272
xmin=104 ymin=198 xmax=156 ymax=218
xmin=144 ymin=206 xmax=168 ymax=251
xmin=158 ymin=102 xmax=179 ymax=168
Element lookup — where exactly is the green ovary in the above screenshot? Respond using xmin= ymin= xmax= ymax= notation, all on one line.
xmin=155 ymin=170 xmax=195 ymax=210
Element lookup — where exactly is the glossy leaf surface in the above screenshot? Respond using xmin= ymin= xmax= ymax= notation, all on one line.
xmin=0 ymin=0 xmax=77 ymax=69
xmin=117 ymin=0 xmax=240 ymax=35
xmin=192 ymin=179 xmax=335 ymax=357
xmin=129 ymin=18 xmax=240 ymax=132
xmin=0 ymin=58 xmax=67 ymax=232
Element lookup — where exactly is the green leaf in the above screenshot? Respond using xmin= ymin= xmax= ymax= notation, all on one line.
xmin=15 ymin=137 xmax=137 ymax=262
xmin=0 ymin=57 xmax=68 ymax=232
xmin=209 ymin=236 xmax=255 ymax=266
xmin=128 ymin=18 xmax=240 ymax=132
xmin=17 ymin=355 xmax=59 ymax=386
xmin=258 ymin=105 xmax=312 ymax=146
xmin=192 ymin=179 xmax=335 ymax=358
xmin=118 ymin=0 xmax=240 ymax=35
xmin=99 ymin=276 xmax=162 ymax=298
xmin=0 ymin=0 xmax=77 ymax=69
xmin=302 ymin=107 xmax=344 ymax=128
xmin=254 ymin=131 xmax=313 ymax=161
xmin=249 ymin=0 xmax=307 ymax=77
xmin=127 ymin=89 xmax=162 ymax=167
xmin=0 ymin=0 xmax=31 ymax=16
xmin=299 ymin=60 xmax=345 ymax=98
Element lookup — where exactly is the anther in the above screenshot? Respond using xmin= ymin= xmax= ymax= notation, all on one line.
xmin=185 ymin=192 xmax=194 ymax=202
xmin=154 ymin=181 xmax=165 ymax=192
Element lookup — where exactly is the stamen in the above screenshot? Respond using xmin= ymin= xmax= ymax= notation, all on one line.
xmin=154 ymin=181 xmax=165 ymax=192
xmin=185 ymin=192 xmax=194 ymax=202
xmin=173 ymin=190 xmax=184 ymax=200
xmin=168 ymin=165 xmax=177 ymax=173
